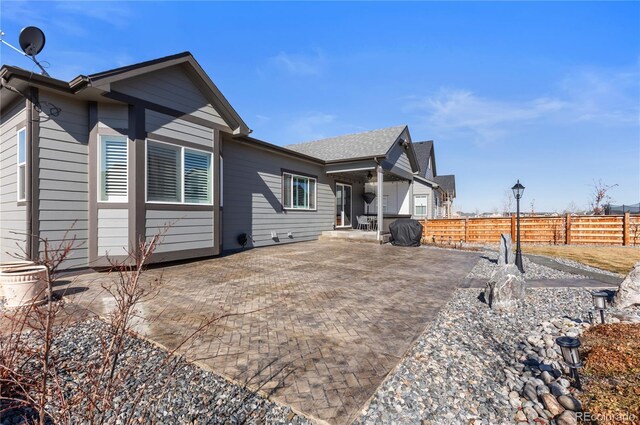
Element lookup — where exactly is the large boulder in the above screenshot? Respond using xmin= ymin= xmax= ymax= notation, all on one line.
xmin=613 ymin=262 xmax=640 ymax=309
xmin=498 ymin=233 xmax=515 ymax=266
xmin=485 ymin=264 xmax=526 ymax=311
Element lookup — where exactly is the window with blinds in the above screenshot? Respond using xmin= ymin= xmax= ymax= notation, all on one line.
xmin=414 ymin=194 xmax=429 ymax=217
xmin=146 ymin=140 xmax=213 ymax=205
xmin=184 ymin=149 xmax=211 ymax=204
xmin=282 ymin=172 xmax=317 ymax=210
xmin=17 ymin=128 xmax=26 ymax=202
xmin=99 ymin=136 xmax=128 ymax=202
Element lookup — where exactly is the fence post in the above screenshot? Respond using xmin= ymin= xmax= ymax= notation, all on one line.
xmin=623 ymin=212 xmax=630 ymax=246
xmin=510 ymin=214 xmax=516 ymax=241
xmin=464 ymin=218 xmax=469 ymax=243
xmin=565 ymin=213 xmax=572 ymax=245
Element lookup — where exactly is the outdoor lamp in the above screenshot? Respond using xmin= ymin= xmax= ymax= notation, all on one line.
xmin=556 ymin=336 xmax=583 ymax=390
xmin=367 ymin=171 xmax=373 ymax=181
xmin=511 ymin=180 xmax=525 ymax=199
xmin=591 ymin=290 xmax=608 ymax=324
xmin=511 ymin=180 xmax=526 ymax=273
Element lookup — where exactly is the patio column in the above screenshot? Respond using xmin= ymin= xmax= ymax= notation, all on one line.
xmin=376 ymin=165 xmax=383 ymax=241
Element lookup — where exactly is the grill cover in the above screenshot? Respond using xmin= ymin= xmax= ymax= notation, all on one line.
xmin=389 ymin=218 xmax=423 ymax=247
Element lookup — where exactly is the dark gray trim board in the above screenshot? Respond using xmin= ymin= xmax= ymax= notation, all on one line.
xmin=88 ymin=101 xmax=98 ymax=264
xmin=213 ymin=129 xmax=221 ymax=256
xmin=104 ymin=91 xmax=231 ymax=133
xmin=128 ymin=104 xmax=146 ymax=252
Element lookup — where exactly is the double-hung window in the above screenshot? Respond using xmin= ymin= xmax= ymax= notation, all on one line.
xmin=16 ymin=128 xmax=26 ymax=202
xmin=414 ymin=194 xmax=429 ymax=217
xmin=146 ymin=140 xmax=212 ymax=204
xmin=99 ymin=135 xmax=128 ymax=202
xmin=282 ymin=172 xmax=316 ymax=210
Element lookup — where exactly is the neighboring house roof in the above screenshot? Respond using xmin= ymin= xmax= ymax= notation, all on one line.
xmin=434 ymin=175 xmax=456 ymax=197
xmin=1 ymin=51 xmax=250 ymax=135
xmin=412 ymin=140 xmax=436 ymax=178
xmin=285 ymin=125 xmax=408 ymax=162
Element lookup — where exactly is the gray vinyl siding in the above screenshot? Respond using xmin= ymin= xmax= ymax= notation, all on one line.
xmin=0 ymin=101 xmax=27 ymax=261
xmin=386 ymin=141 xmax=413 ymax=178
xmin=37 ymin=91 xmax=89 ymax=269
xmin=98 ymin=209 xmax=129 ymax=256
xmin=146 ymin=209 xmax=214 ymax=254
xmin=146 ymin=110 xmax=213 ymax=149
xmin=111 ymin=65 xmax=230 ymax=131
xmin=98 ymin=103 xmax=128 ymax=129
xmin=222 ymin=138 xmax=334 ymax=250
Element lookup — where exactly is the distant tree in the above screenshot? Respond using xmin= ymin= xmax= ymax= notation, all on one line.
xmin=530 ymin=198 xmax=536 ymax=215
xmin=563 ymin=201 xmax=582 ymax=215
xmin=589 ymin=180 xmax=618 ymax=215
xmin=502 ymin=190 xmax=514 ymax=216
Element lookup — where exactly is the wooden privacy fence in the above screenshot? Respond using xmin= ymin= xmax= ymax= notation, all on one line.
xmin=421 ymin=213 xmax=640 ymax=246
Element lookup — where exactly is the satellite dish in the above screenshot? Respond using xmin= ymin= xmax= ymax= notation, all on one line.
xmin=19 ymin=26 xmax=46 ymax=56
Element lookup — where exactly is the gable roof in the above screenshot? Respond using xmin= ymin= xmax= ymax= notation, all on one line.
xmin=285 ymin=125 xmax=408 ymax=162
xmin=434 ymin=174 xmax=456 ymax=197
xmin=412 ymin=140 xmax=435 ymax=177
xmin=1 ymin=52 xmax=250 ymax=135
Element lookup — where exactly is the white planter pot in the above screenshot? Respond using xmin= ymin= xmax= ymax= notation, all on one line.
xmin=0 ymin=264 xmax=48 ymax=308
xmin=0 ymin=261 xmax=35 ymax=305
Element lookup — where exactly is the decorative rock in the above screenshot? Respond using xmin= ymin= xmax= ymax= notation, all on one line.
xmin=498 ymin=234 xmax=515 ymax=266
xmin=557 ymin=395 xmax=582 ymax=411
xmin=484 ymin=264 xmax=526 ymax=311
xmin=614 ymin=261 xmax=640 ymax=308
xmin=515 ymin=410 xmax=527 ymax=422
xmin=524 ymin=406 xmax=538 ymax=421
xmin=540 ymin=371 xmax=554 ymax=384
xmin=523 ymin=383 xmax=538 ymax=402
xmin=540 ymin=393 xmax=564 ymax=416
xmin=549 ymin=382 xmax=567 ymax=397
xmin=536 ymin=384 xmax=550 ymax=395
xmin=556 ymin=410 xmax=578 ymax=425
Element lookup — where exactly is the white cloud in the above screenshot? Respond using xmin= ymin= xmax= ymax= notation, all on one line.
xmin=405 ymin=67 xmax=639 ymax=145
xmin=405 ymin=89 xmax=567 ymax=144
xmin=267 ymin=49 xmax=326 ymax=76
xmin=285 ymin=112 xmax=337 ymax=142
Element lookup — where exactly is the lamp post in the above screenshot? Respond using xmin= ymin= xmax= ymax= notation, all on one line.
xmin=511 ymin=180 xmax=525 ymax=273
xmin=556 ymin=336 xmax=583 ymax=390
xmin=591 ymin=290 xmax=608 ymax=324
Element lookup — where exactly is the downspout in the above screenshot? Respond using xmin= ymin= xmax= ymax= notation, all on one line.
xmin=26 ymin=87 xmax=39 ymax=260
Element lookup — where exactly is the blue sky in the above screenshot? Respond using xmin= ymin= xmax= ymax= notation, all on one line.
xmin=1 ymin=1 xmax=638 ymax=212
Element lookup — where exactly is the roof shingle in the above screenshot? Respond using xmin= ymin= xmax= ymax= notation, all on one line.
xmin=284 ymin=125 xmax=407 ymax=162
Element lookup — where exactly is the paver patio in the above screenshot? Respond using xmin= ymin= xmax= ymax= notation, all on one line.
xmin=63 ymin=240 xmax=479 ymax=424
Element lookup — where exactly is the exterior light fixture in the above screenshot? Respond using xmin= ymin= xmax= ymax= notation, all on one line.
xmin=511 ymin=180 xmax=525 ymax=273
xmin=367 ymin=171 xmax=373 ymax=181
xmin=591 ymin=290 xmax=608 ymax=324
xmin=556 ymin=336 xmax=582 ymax=390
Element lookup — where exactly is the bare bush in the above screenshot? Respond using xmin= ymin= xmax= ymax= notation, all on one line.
xmin=1 ymin=230 xmax=230 ymax=424
xmin=589 ymin=180 xmax=618 ymax=215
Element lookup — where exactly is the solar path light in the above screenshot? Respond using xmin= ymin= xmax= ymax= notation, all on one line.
xmin=556 ymin=336 xmax=583 ymax=390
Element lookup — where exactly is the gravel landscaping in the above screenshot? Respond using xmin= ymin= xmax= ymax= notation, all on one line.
xmin=0 ymin=318 xmax=310 ymax=425
xmin=355 ymin=287 xmax=612 ymax=425
xmin=465 ymin=251 xmax=588 ymax=280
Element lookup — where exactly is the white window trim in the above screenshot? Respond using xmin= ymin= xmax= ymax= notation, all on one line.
xmin=98 ymin=134 xmax=129 ymax=203
xmin=414 ymin=194 xmax=429 ymax=217
xmin=16 ymin=127 xmax=26 ymax=202
xmin=145 ymin=138 xmax=214 ymax=206
xmin=282 ymin=172 xmax=317 ymax=211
